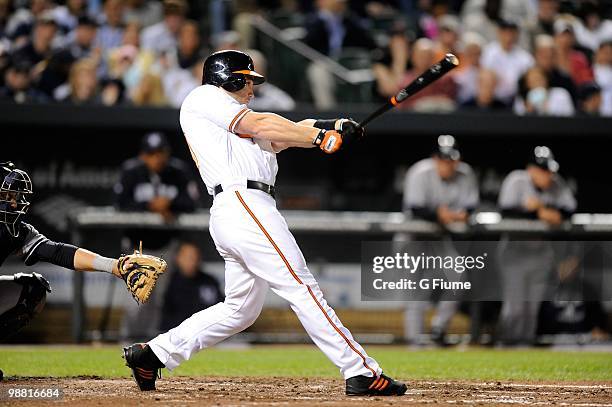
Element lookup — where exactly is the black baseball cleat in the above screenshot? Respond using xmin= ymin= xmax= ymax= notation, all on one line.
xmin=346 ymin=373 xmax=407 ymax=396
xmin=122 ymin=343 xmax=164 ymax=391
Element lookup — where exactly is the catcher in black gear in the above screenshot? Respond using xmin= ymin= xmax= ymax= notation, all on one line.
xmin=0 ymin=161 xmax=167 ymax=341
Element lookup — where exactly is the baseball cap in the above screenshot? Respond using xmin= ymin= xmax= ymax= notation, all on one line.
xmin=439 ymin=15 xmax=461 ymax=33
xmin=554 ymin=19 xmax=574 ymax=35
xmin=435 ymin=135 xmax=461 ymax=161
xmin=36 ymin=11 xmax=57 ymax=27
xmin=77 ymin=15 xmax=98 ymax=28
xmin=498 ymin=19 xmax=519 ymax=30
xmin=529 ymin=146 xmax=559 ymax=173
xmin=141 ymin=132 xmax=170 ymax=153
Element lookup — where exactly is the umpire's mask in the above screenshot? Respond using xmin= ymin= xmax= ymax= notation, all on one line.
xmin=0 ymin=162 xmax=33 ymax=237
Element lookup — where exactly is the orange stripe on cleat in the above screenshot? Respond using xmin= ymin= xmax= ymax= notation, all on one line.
xmin=376 ymin=379 xmax=388 ymax=390
xmin=369 ymin=377 xmax=381 ymax=389
xmin=378 ymin=380 xmax=389 ymax=391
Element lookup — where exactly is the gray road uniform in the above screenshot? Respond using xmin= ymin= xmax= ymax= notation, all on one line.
xmin=402 ymin=158 xmax=479 ymax=343
xmin=497 ymin=169 xmax=577 ymax=344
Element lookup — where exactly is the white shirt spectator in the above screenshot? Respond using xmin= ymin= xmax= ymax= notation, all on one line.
xmin=125 ymin=1 xmax=163 ymax=28
xmin=249 ymin=84 xmax=296 ymax=112
xmin=481 ymin=42 xmax=534 ymax=102
xmin=595 ymin=63 xmax=612 ymax=116
xmin=453 ymin=65 xmax=479 ymax=104
xmin=513 ymin=87 xmax=575 ymax=116
xmin=141 ymin=21 xmax=175 ymax=55
xmin=162 ymin=67 xmax=198 ymax=108
xmin=573 ymin=19 xmax=612 ymax=52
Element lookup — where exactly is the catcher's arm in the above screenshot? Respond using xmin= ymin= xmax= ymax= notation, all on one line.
xmin=73 ymin=248 xmax=120 ymax=277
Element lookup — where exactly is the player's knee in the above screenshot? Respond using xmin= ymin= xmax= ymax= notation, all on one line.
xmin=223 ymin=299 xmax=262 ymax=330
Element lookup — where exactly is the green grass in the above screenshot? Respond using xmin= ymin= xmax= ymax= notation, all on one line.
xmin=1 ymin=345 xmax=611 ymax=382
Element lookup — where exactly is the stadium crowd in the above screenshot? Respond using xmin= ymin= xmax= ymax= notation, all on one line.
xmin=0 ymin=0 xmax=611 ymax=113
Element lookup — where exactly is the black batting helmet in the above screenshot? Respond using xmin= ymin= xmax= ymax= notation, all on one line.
xmin=0 ymin=162 xmax=33 ymax=237
xmin=203 ymin=50 xmax=265 ymax=92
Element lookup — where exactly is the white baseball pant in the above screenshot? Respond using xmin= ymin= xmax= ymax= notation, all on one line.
xmin=148 ymin=188 xmax=381 ymax=379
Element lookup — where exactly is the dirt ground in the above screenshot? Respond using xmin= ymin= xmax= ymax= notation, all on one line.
xmin=1 ymin=376 xmax=611 ymax=406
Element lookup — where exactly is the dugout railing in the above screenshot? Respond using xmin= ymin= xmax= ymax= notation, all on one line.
xmin=69 ymin=208 xmax=612 ymax=343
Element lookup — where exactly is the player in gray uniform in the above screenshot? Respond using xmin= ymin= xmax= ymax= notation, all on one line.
xmin=402 ymin=135 xmax=479 ymax=345
xmin=497 ymin=146 xmax=576 ymax=344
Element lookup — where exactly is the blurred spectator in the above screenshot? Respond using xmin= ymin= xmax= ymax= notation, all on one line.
xmin=434 ymin=15 xmax=461 ymax=61
xmin=371 ymin=22 xmax=412 ymax=99
xmin=462 ymin=0 xmax=536 ymax=49
xmin=304 ymin=0 xmax=375 ymax=109
xmin=304 ymin=0 xmax=376 ymax=57
xmin=52 ymin=0 xmax=87 ymax=37
xmin=159 ymin=241 xmax=223 ymax=331
xmin=481 ymin=19 xmax=533 ymax=105
xmin=247 ymin=49 xmax=296 ymax=111
xmin=100 ymin=76 xmax=127 ymax=105
xmin=398 ymin=38 xmax=457 ymax=112
xmin=402 ymin=135 xmax=479 ymax=346
xmin=0 ymin=57 xmax=46 ymax=102
xmin=62 ymin=57 xmax=101 ymax=104
xmin=572 ymin=0 xmax=612 ymax=53
xmin=114 ymin=131 xmax=199 ymax=224
xmin=38 ymin=15 xmax=99 ymax=99
xmin=594 ymin=41 xmax=612 ymax=116
xmin=211 ymin=30 xmax=240 ymax=52
xmin=168 ymin=19 xmax=201 ymax=70
xmin=162 ymin=58 xmax=201 ymax=107
xmin=514 ymin=67 xmax=574 ymax=116
xmin=124 ymin=0 xmax=163 ymax=28
xmin=528 ymin=34 xmax=576 ymax=100
xmin=130 ymin=71 xmax=166 ymax=105
xmin=0 ymin=0 xmax=12 ymax=40
xmin=576 ymin=82 xmax=602 ymax=116
xmin=10 ymin=14 xmax=57 ymax=68
xmin=96 ymin=0 xmax=126 ymax=53
xmin=5 ymin=0 xmax=52 ymax=47
xmin=497 ymin=146 xmax=576 ymax=344
xmin=460 ymin=68 xmax=508 ymax=110
xmin=461 ymin=0 xmax=501 ymax=45
xmin=141 ymin=0 xmax=187 ymax=56
xmin=525 ymin=0 xmax=559 ymax=44
xmin=122 ymin=20 xmax=141 ymax=47
xmin=453 ymin=31 xmax=485 ymax=104
xmin=554 ymin=19 xmax=593 ymax=86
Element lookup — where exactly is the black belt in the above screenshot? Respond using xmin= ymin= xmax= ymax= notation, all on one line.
xmin=214 ymin=180 xmax=275 ymax=198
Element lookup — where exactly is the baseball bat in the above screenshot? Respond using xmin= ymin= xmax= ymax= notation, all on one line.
xmin=359 ymin=53 xmax=460 ymax=128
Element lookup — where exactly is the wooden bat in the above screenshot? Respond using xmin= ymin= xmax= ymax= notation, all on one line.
xmin=359 ymin=54 xmax=460 ymax=127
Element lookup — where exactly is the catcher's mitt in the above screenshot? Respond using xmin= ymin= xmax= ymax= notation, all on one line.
xmin=118 ymin=242 xmax=167 ymax=304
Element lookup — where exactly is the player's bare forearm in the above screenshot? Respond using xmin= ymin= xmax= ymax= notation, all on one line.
xmin=74 ymin=248 xmax=120 ymax=277
xmin=236 ymin=112 xmax=320 ymax=145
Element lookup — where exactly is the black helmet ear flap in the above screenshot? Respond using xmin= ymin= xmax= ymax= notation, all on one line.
xmin=221 ymin=76 xmax=246 ymax=92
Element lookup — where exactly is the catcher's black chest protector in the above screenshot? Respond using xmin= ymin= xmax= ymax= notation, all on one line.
xmin=0 ymin=222 xmax=26 ymax=267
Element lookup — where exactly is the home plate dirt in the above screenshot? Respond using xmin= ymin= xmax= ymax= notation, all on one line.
xmin=1 ymin=377 xmax=611 ymax=406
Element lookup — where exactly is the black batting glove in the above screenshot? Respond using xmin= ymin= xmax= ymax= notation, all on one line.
xmin=336 ymin=119 xmax=365 ymax=145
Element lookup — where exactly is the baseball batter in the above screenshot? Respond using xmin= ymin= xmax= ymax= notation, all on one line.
xmin=123 ymin=50 xmax=407 ymax=396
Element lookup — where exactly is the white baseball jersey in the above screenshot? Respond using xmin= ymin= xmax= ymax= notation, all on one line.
xmin=180 ymin=84 xmax=278 ymax=195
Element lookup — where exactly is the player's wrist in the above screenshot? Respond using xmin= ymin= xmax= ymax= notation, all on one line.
xmin=312 ymin=129 xmax=326 ymax=146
